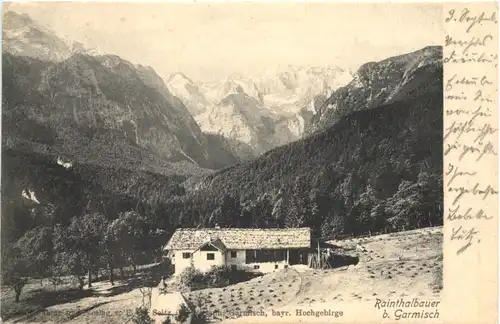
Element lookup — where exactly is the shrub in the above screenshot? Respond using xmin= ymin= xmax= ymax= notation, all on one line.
xmin=208 ymin=265 xmax=232 ymax=285
xmin=179 ymin=265 xmax=260 ymax=290
xmin=175 ymin=304 xmax=208 ymax=324
xmin=175 ymin=304 xmax=191 ymax=323
xmin=178 ymin=265 xmax=205 ymax=291
xmin=192 ymin=307 xmax=208 ymax=324
xmin=132 ymin=306 xmax=154 ymax=324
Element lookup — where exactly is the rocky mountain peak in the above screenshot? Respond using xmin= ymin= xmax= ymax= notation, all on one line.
xmin=168 ymin=72 xmax=195 ymax=85
xmin=309 ymin=46 xmax=443 ymax=133
xmin=3 ymin=10 xmax=72 ymax=61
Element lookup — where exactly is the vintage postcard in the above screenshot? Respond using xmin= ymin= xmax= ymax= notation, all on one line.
xmin=0 ymin=2 xmax=497 ymax=324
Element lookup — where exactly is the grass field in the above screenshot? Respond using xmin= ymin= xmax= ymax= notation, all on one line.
xmin=1 ymin=227 xmax=442 ymax=323
xmin=224 ymin=226 xmax=443 ymax=324
xmin=184 ymin=267 xmax=303 ymax=322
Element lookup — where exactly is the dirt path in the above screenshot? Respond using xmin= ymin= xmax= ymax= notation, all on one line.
xmin=5 ymin=227 xmax=442 ymax=324
xmin=7 ymin=281 xmax=145 ymax=324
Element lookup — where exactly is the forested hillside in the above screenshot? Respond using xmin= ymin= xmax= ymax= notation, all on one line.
xmin=2 ymin=49 xmax=444 ymax=255
xmin=2 ymin=77 xmax=443 ymax=298
xmin=2 ymin=34 xmax=443 ymax=302
xmin=1 ymin=10 xmax=444 ymax=313
xmin=186 ymin=85 xmax=444 ymax=237
xmin=2 ymin=51 xmax=238 ymax=171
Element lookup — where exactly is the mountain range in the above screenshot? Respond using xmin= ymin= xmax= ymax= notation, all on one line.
xmin=184 ymin=82 xmax=443 ymax=234
xmin=165 ymin=47 xmax=442 ymax=159
xmin=3 ymin=10 xmax=352 ymax=164
xmin=3 ymin=10 xmax=238 ymax=176
xmin=167 ymin=66 xmax=353 ymax=158
xmin=173 ymin=45 xmax=443 ymax=235
xmin=2 ymin=10 xmax=443 ymax=253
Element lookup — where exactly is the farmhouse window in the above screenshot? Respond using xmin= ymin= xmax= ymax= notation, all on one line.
xmin=207 ymin=253 xmax=215 ymax=260
xmin=245 ymin=249 xmax=288 ymax=263
xmin=182 ymin=252 xmax=191 ymax=259
xmin=253 ymin=265 xmax=260 ymax=270
xmin=275 ymin=264 xmax=279 ymax=269
xmin=230 ymin=251 xmax=237 ymax=258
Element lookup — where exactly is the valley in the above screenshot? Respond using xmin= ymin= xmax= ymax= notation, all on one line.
xmin=0 ymin=227 xmax=443 ymax=324
xmin=2 ymin=7 xmax=444 ymax=324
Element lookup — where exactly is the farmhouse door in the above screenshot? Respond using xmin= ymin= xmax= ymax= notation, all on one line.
xmin=288 ymin=250 xmax=305 ymax=265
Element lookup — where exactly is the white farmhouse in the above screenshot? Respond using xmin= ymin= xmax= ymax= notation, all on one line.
xmin=163 ymin=227 xmax=311 ymax=276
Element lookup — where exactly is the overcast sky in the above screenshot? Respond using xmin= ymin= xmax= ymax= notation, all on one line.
xmin=6 ymin=2 xmax=443 ymax=82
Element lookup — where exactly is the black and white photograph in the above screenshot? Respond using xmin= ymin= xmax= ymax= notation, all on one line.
xmin=1 ymin=2 xmax=447 ymax=324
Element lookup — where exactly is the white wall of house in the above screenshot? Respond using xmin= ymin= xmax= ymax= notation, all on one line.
xmin=192 ymin=250 xmax=225 ymax=272
xmin=171 ymin=248 xmax=298 ymax=276
xmin=172 ymin=249 xmax=225 ymax=276
xmin=172 ymin=250 xmax=193 ymax=276
xmin=246 ymin=261 xmax=289 ymax=273
xmin=225 ymin=249 xmax=246 ymax=268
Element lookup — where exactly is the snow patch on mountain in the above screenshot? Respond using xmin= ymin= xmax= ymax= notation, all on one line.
xmin=167 ymin=73 xmax=209 ymax=116
xmin=22 ymin=189 xmax=40 ymax=204
xmin=167 ymin=65 xmax=353 ymax=157
xmin=57 ymin=157 xmax=73 ymax=169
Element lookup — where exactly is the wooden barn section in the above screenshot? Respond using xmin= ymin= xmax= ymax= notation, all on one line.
xmin=307 ymin=240 xmax=359 ymax=269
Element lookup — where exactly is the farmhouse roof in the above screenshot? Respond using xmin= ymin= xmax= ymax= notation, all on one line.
xmin=164 ymin=227 xmax=311 ymax=251
xmin=192 ymin=238 xmax=227 ymax=253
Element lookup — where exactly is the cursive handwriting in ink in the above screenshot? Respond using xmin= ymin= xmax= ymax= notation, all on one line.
xmin=445 ymin=75 xmax=495 ymax=91
xmin=444 ymin=50 xmax=498 ymax=65
xmin=444 ymin=115 xmax=481 ymax=141
xmin=451 ymin=225 xmax=480 ymax=255
xmin=447 ymin=205 xmax=493 ymax=221
xmin=445 ymin=8 xmax=498 ymax=33
xmin=444 ymin=34 xmax=494 ymax=55
xmin=473 ymin=123 xmax=498 ymax=143
xmin=444 ymin=5 xmax=497 ymax=259
xmin=448 ymin=182 xmax=498 ymax=205
xmin=460 ymin=141 xmax=497 ymax=161
xmin=446 ymin=163 xmax=477 ymax=186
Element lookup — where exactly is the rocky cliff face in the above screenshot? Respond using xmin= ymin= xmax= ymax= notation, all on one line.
xmin=3 ymin=11 xmax=99 ymax=61
xmin=186 ymin=74 xmax=443 ymax=234
xmin=168 ymin=66 xmax=351 ymax=158
xmin=309 ymin=46 xmax=443 ymax=133
xmin=2 ymin=12 xmax=237 ymax=173
xmin=194 ymin=87 xmax=289 ymax=158
xmin=167 ymin=72 xmax=210 ymax=116
xmin=3 ymin=11 xmax=72 ymax=61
